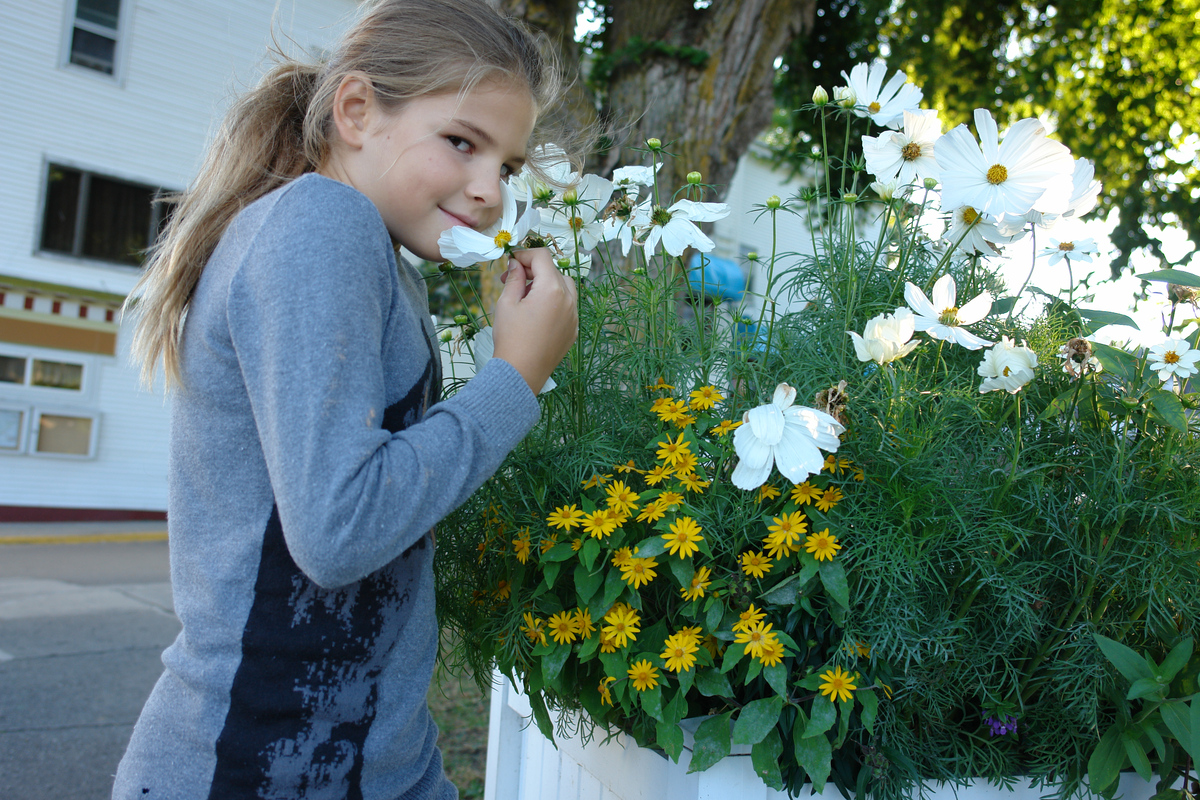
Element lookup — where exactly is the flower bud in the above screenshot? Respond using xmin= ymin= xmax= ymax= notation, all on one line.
xmin=746 ymin=252 xmax=758 ymax=262
xmin=561 ymin=187 xmax=580 ymax=205
xmin=766 ymin=195 xmax=781 ymax=209
xmin=438 ymin=261 xmax=454 ymax=273
xmin=438 ymin=330 xmax=454 ymax=343
xmin=834 ymin=86 xmax=856 ymax=108
xmin=842 ymin=192 xmax=858 ymax=202
xmin=686 ymin=171 xmax=702 ymax=185
xmin=556 ymin=258 xmax=572 ymax=270
xmin=453 ymin=314 xmax=470 ymax=326
xmin=646 ymin=137 xmax=662 ymax=151
xmin=812 ymin=85 xmax=829 ymax=105
xmin=632 ymin=267 xmax=647 ymax=275
xmin=923 ymin=177 xmax=939 ymax=190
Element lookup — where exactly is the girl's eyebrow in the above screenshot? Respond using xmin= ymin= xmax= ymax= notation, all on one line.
xmin=452 ymin=119 xmax=527 ymax=168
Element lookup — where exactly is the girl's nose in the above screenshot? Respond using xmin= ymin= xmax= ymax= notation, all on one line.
xmin=468 ymin=167 xmax=503 ymax=208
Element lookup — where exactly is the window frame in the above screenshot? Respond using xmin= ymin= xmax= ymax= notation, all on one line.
xmin=0 ymin=403 xmax=32 ymax=456
xmin=61 ymin=0 xmax=127 ymax=80
xmin=37 ymin=160 xmax=168 ymax=269
xmin=29 ymin=407 xmax=102 ymax=460
xmin=0 ymin=344 xmax=95 ymax=399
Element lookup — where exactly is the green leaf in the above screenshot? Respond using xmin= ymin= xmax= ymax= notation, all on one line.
xmin=656 ymin=719 xmax=684 ymax=762
xmin=599 ymin=651 xmax=627 ymax=685
xmin=1078 ymin=307 xmax=1141 ymax=331
xmin=686 ymin=712 xmax=732 ymax=773
xmin=574 ymin=563 xmax=604 ymax=605
xmin=640 ymin=685 xmax=664 ymax=721
xmin=541 ymin=543 xmax=577 ymax=562
xmin=793 ymin=729 xmax=832 ymax=791
xmin=818 ymin=560 xmax=850 ymax=610
xmin=1091 ymin=342 xmax=1142 ymax=384
xmin=664 ymin=687 xmax=689 ymax=726
xmin=706 ymin=599 xmax=726 ymax=632
xmin=1039 ymin=387 xmax=1083 ymax=421
xmin=720 ymin=642 xmax=746 ymax=674
xmin=859 ymin=688 xmax=879 ymax=736
xmin=763 ymin=663 xmax=789 ymax=698
xmin=1136 ymin=269 xmax=1200 ymax=287
xmin=634 ymin=535 xmax=667 ymax=559
xmin=1095 ymin=633 xmax=1156 ymax=683
xmin=528 ymin=690 xmax=556 ymax=743
xmin=751 ymin=729 xmax=784 ymax=790
xmin=668 ymin=556 xmax=694 ymax=588
xmin=1148 ymin=389 xmax=1189 ymax=434
xmin=732 ymin=696 xmax=783 ymax=745
xmin=804 ymin=693 xmax=837 ymax=739
xmin=989 ymin=296 xmax=1018 ymax=316
xmin=1088 ymin=725 xmax=1126 ymax=794
xmin=1126 ymin=677 xmax=1167 ymax=702
xmin=581 ymin=538 xmax=601 ymax=571
xmin=1160 ymin=699 xmax=1200 ymax=761
xmin=542 ymin=561 xmax=562 ymax=590
xmin=541 ymin=646 xmax=571 ymax=692
xmin=1122 ymin=732 xmax=1153 ymax=782
xmin=577 ymin=629 xmax=600 ymax=662
xmin=1159 ymin=638 xmax=1194 ymax=682
xmin=695 ymin=668 xmax=733 ymax=698
xmin=761 ymin=573 xmax=803 ymax=605
xmin=597 ymin=568 xmax=626 ymax=613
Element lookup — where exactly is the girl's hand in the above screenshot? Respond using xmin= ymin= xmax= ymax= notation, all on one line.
xmin=492 ymin=248 xmax=578 ymax=395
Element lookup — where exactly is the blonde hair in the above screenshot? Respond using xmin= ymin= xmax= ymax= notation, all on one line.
xmin=128 ymin=0 xmax=562 ymax=388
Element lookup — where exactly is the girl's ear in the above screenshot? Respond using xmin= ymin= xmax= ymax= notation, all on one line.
xmin=330 ymin=73 xmax=376 ymax=150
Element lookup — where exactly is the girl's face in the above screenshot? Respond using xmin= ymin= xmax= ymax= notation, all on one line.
xmin=327 ymin=78 xmax=536 ymax=262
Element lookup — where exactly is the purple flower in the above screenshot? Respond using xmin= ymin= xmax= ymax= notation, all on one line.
xmin=985 ymin=714 xmax=1019 ymax=737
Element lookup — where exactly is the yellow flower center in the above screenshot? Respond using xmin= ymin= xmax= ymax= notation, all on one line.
xmin=1165 ymin=350 xmax=1181 ymax=364
xmin=962 ymin=207 xmax=979 ymax=225
xmin=986 ymin=164 xmax=1008 ymax=184
xmin=939 ymin=307 xmax=959 ymax=326
xmin=1059 ymin=241 xmax=1075 ymax=251
xmin=868 ymin=101 xmax=881 ymax=113
xmin=901 ymin=142 xmax=922 ymax=161
xmin=493 ymin=230 xmax=513 ymax=248
xmin=569 ymin=216 xmax=584 ymax=231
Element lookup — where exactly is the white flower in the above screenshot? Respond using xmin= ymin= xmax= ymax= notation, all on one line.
xmin=1147 ymin=337 xmax=1200 ymax=383
xmin=438 ymin=182 xmax=540 ymax=267
xmin=612 ymin=163 xmax=660 ymax=192
xmin=862 ymin=109 xmax=943 ymax=187
xmin=469 ymin=326 xmax=556 ymax=393
xmin=977 ymin=336 xmax=1038 ymax=393
xmin=841 ymin=62 xmax=924 ymax=128
xmin=641 ymin=199 xmax=730 ymax=257
xmin=536 ymin=173 xmax=614 ymax=255
xmin=833 ymin=86 xmax=856 ymax=108
xmin=870 ymin=179 xmax=901 ymax=201
xmin=848 ymin=308 xmax=920 ymax=364
xmin=1061 ymin=157 xmax=1102 ymax=220
xmin=602 ymin=199 xmax=651 ymax=257
xmin=905 ymin=274 xmax=993 ymax=350
xmin=936 ymin=109 xmax=1075 ymax=218
xmin=1040 ymin=237 xmax=1097 ymax=266
xmin=943 ymin=204 xmax=1015 ymax=256
xmin=509 ymin=144 xmax=577 ymax=200
xmin=731 ymin=383 xmax=845 ymax=490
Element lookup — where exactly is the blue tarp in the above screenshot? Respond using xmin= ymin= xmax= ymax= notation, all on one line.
xmin=687 ymin=252 xmax=745 ymax=302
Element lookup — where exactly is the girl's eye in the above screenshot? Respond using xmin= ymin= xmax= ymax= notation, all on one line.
xmin=500 ymin=164 xmax=515 ymax=179
xmin=448 ymin=136 xmax=472 ymax=153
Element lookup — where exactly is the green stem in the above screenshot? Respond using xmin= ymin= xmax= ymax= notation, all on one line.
xmin=1006 ymin=226 xmax=1037 ymax=325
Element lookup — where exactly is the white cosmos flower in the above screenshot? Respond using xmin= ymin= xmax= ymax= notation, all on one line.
xmin=936 ymin=109 xmax=1075 ymax=218
xmin=1147 ymin=337 xmax=1200 ymax=383
xmin=731 ymin=383 xmax=845 ymax=490
xmin=841 ymin=62 xmax=924 ymax=128
xmin=1040 ymin=237 xmax=1097 ymax=265
xmin=977 ymin=336 xmax=1038 ymax=393
xmin=537 ymin=173 xmax=614 ymax=255
xmin=862 ymin=109 xmax=942 ymax=186
xmin=1061 ymin=158 xmax=1102 ymax=220
xmin=944 ymin=205 xmax=1015 ymax=256
xmin=612 ymin=163 xmax=660 ymax=192
xmin=870 ymin=179 xmax=902 ymax=201
xmin=603 ymin=199 xmax=652 ymax=257
xmin=905 ymin=274 xmax=993 ymax=350
xmin=641 ymin=199 xmax=730 ymax=257
xmin=509 ymin=144 xmax=577 ymax=200
xmin=469 ymin=326 xmax=556 ymax=393
xmin=438 ymin=182 xmax=540 ymax=267
xmin=848 ymin=308 xmax=920 ymax=364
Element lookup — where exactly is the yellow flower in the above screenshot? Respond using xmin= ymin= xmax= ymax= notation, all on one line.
xmin=852 ymin=640 xmax=872 ymax=658
xmin=546 ymin=504 xmax=585 ymax=530
xmin=790 ymin=481 xmax=821 ymax=506
xmin=602 ymin=605 xmax=641 ymax=649
xmin=655 ymin=398 xmax=688 ymax=423
xmin=815 ymin=486 xmax=844 ymax=512
xmin=658 ymin=490 xmax=685 ymax=507
xmin=758 ymin=634 xmax=785 ymax=667
xmin=822 ymin=454 xmax=838 ymax=473
xmin=764 ymin=511 xmax=807 ymax=558
xmin=570 ymin=537 xmax=582 ymax=552
xmin=731 ymin=603 xmax=766 ymax=633
xmin=681 ymin=566 xmax=712 ymax=601
xmin=661 ymin=632 xmax=700 ymax=672
xmin=599 ymin=631 xmax=617 ymax=653
xmin=512 ymin=529 xmax=532 ymax=564
xmin=702 ymin=633 xmax=723 ymax=658
xmin=605 ymin=480 xmax=641 ymax=515
xmin=615 ymin=459 xmax=641 ymax=474
xmin=711 ymin=419 xmax=742 ymax=436
xmin=628 ymin=659 xmax=660 ymax=691
xmin=733 ymin=619 xmax=774 ymax=659
xmin=605 ymin=506 xmax=629 ymax=529
xmin=547 ymin=610 xmax=580 ymax=645
xmin=539 ymin=532 xmax=558 ymax=554
xmin=804 ymin=528 xmax=841 ymax=561
xmin=636 ymin=499 xmax=669 ymax=523
xmin=574 ymin=607 xmax=595 ymax=640
xmin=581 ymin=472 xmax=613 ymax=489
xmin=818 ymin=665 xmax=857 ymax=703
xmin=688 ymin=385 xmax=724 ymax=411
xmin=662 ymin=516 xmax=704 ymax=558
xmin=656 ymin=433 xmax=692 ymax=467
xmin=644 ymin=464 xmax=674 ymax=486
xmin=673 ymin=451 xmax=698 ymax=474
xmin=676 ymin=471 xmax=709 ymax=493
xmin=610 ymin=546 xmax=634 ymax=569
xmin=582 ymin=509 xmax=618 ymax=539
xmin=740 ymin=549 xmax=773 ymax=579
xmin=521 ymin=612 xmax=547 ymax=646
xmin=674 ymin=413 xmax=697 ymax=428
xmin=494 ymin=579 xmax=511 ymax=600
xmin=756 ymin=484 xmax=781 ymax=503
xmin=620 ymin=556 xmax=658 ymax=589
xmin=646 ymin=377 xmax=674 ymax=391
xmin=853 ymin=466 xmax=865 ymax=481
xmin=599 ymin=676 xmax=615 ymax=705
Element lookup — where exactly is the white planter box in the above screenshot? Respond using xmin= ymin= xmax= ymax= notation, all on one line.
xmin=482 ymin=673 xmax=1168 ymax=800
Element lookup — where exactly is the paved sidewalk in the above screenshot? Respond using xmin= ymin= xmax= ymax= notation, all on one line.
xmin=0 ymin=521 xmax=168 ymax=545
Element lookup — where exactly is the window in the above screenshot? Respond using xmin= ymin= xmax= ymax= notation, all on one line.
xmin=0 ymin=352 xmax=86 ymax=392
xmin=0 ymin=407 xmax=28 ymax=453
xmin=69 ymin=0 xmax=122 ymax=75
xmin=32 ymin=410 xmax=99 ymax=457
xmin=41 ymin=164 xmax=166 ymax=267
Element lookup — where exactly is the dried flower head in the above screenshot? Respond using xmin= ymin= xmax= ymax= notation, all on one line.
xmin=1168 ymin=283 xmax=1199 ymax=305
xmin=814 ymin=380 xmax=850 ymax=425
xmin=1058 ymin=337 xmax=1102 ymax=379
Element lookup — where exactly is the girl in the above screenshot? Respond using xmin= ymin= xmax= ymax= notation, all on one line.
xmin=114 ymin=1 xmax=577 ymax=798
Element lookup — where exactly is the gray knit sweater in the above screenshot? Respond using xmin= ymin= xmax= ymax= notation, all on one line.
xmin=113 ymin=174 xmax=539 ymax=800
